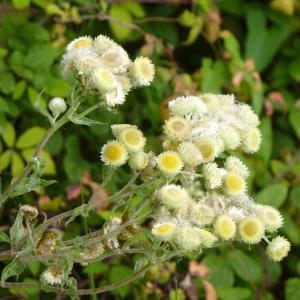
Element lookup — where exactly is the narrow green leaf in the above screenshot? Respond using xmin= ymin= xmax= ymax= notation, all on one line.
xmin=255 ymin=183 xmax=288 ymax=208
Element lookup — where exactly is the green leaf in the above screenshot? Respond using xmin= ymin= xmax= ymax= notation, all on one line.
xmin=281 ymin=213 xmax=300 ymax=245
xmin=285 ymin=278 xmax=300 ymax=300
xmin=28 ymin=86 xmax=47 ymax=109
xmin=218 ymin=287 xmax=251 ymax=300
xmin=16 ymin=127 xmax=46 ymax=149
xmin=201 ymin=59 xmax=226 ymax=93
xmin=12 ymin=0 xmax=31 ymax=9
xmin=69 ymin=114 xmax=104 ymax=126
xmin=226 ymin=249 xmax=262 ymax=283
xmin=289 ymin=59 xmax=300 ymax=82
xmin=290 ymin=185 xmax=300 ymax=209
xmin=9 ymin=211 xmax=25 ymax=243
xmin=1 ymin=258 xmax=25 ymax=284
xmin=256 ymin=117 xmax=272 ymax=162
xmin=178 ymin=10 xmax=197 ymax=27
xmin=0 ymin=71 xmax=16 ymax=95
xmin=255 ymin=183 xmax=288 ymax=208
xmin=202 ymin=254 xmax=234 ymax=288
xmin=0 ymin=231 xmax=11 ymax=243
xmin=109 ymin=4 xmax=133 ymax=41
xmin=11 ymin=153 xmax=25 ymax=177
xmin=289 ymin=110 xmax=300 ymax=138
xmin=46 ymin=77 xmax=70 ymax=98
xmin=245 ymin=6 xmax=290 ymax=71
xmin=12 ymin=80 xmax=26 ymax=100
xmin=0 ymin=150 xmax=12 ymax=171
xmin=28 ymin=261 xmax=40 ymax=276
xmin=2 ymin=122 xmax=16 ymax=148
xmin=109 ymin=265 xmax=132 ymax=297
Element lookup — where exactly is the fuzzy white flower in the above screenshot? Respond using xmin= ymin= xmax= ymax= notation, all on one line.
xmin=156 ymin=151 xmax=183 ymax=177
xmin=239 ymin=216 xmax=264 ymax=244
xmin=241 ymin=127 xmax=262 ymax=153
xmin=223 ymin=172 xmax=246 ymax=195
xmin=93 ymin=35 xmax=118 ymax=55
xmin=104 ymin=83 xmax=126 ymax=106
xmin=119 ymin=127 xmax=146 ymax=152
xmin=214 ymin=215 xmax=236 ymax=240
xmin=189 ymin=202 xmax=215 ymax=225
xmin=196 ymin=137 xmax=220 ymax=162
xmin=175 ymin=225 xmax=202 ymax=251
xmin=164 ymin=116 xmax=191 ymax=141
xmin=92 ymin=68 xmax=117 ymax=93
xmin=99 ymin=48 xmax=130 ymax=74
xmin=178 ymin=141 xmax=203 ymax=167
xmin=111 ymin=124 xmax=136 ymax=138
xmin=101 ymin=140 xmax=128 ymax=167
xmin=201 ymin=93 xmax=221 ymax=112
xmin=198 ymin=229 xmax=218 ymax=247
xmin=203 ymin=162 xmax=224 ymax=189
xmin=80 ymin=242 xmax=105 ymax=262
xmin=266 ymin=236 xmax=291 ymax=262
xmin=157 ymin=184 xmax=189 ymax=209
xmin=256 ymin=205 xmax=283 ymax=232
xmin=168 ymin=96 xmax=207 ymax=117
xmin=224 ymin=156 xmax=249 ymax=179
xmin=238 ymin=104 xmax=260 ymax=127
xmin=130 ymin=56 xmax=155 ymax=86
xmin=152 ymin=221 xmax=177 ymax=241
xmin=220 ymin=125 xmax=241 ymax=150
xmin=227 ymin=206 xmax=247 ymax=221
xmin=67 ymin=36 xmax=93 ymax=51
xmin=41 ymin=267 xmax=64 ymax=285
xmin=129 ymin=152 xmax=149 ymax=170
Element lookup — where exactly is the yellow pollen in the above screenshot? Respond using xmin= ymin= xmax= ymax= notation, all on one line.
xmin=156 ymin=224 xmax=173 ymax=235
xmin=123 ymin=130 xmax=141 ymax=145
xmin=161 ymin=155 xmax=180 ymax=170
xmin=225 ymin=174 xmax=243 ymax=192
xmin=243 ymin=221 xmax=258 ymax=237
xmin=198 ymin=144 xmax=213 ymax=160
xmin=73 ymin=39 xmax=92 ymax=48
xmin=105 ymin=144 xmax=123 ymax=161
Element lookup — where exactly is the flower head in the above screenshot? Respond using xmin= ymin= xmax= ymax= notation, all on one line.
xmin=41 ymin=266 xmax=64 ymax=285
xmin=266 ymin=236 xmax=290 ymax=262
xmin=175 ymin=225 xmax=203 ymax=251
xmin=189 ymin=202 xmax=215 ymax=225
xmin=157 ymin=184 xmax=189 ymax=209
xmin=119 ymin=127 xmax=146 ymax=152
xmin=101 ymin=140 xmax=128 ymax=167
xmin=196 ymin=137 xmax=219 ymax=162
xmin=168 ymin=96 xmax=207 ymax=117
xmin=257 ymin=205 xmax=283 ymax=232
xmin=129 ymin=152 xmax=149 ymax=170
xmin=239 ymin=216 xmax=264 ymax=244
xmin=164 ymin=116 xmax=191 ymax=141
xmin=198 ymin=229 xmax=218 ymax=247
xmin=130 ymin=56 xmax=155 ymax=86
xmin=67 ymin=36 xmax=93 ymax=51
xmin=203 ymin=162 xmax=224 ymax=189
xmin=92 ymin=68 xmax=117 ymax=93
xmin=224 ymin=156 xmax=249 ymax=179
xmin=20 ymin=205 xmax=38 ymax=220
xmin=241 ymin=127 xmax=262 ymax=153
xmin=157 ymin=151 xmax=183 ymax=177
xmin=223 ymin=172 xmax=246 ymax=195
xmin=178 ymin=141 xmax=203 ymax=167
xmin=214 ymin=215 xmax=236 ymax=240
xmin=152 ymin=221 xmax=177 ymax=241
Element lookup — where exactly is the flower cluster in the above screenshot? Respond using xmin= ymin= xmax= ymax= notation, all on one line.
xmin=100 ymin=94 xmax=290 ymax=262
xmin=150 ymin=94 xmax=289 ymax=261
xmin=61 ymin=35 xmax=155 ymax=107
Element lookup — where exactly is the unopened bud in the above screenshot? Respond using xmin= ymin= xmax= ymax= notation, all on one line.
xmin=49 ymin=97 xmax=67 ymax=115
xmin=20 ymin=205 xmax=38 ymax=220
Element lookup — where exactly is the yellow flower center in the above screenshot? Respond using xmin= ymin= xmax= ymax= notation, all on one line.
xmin=198 ymin=143 xmax=214 ymax=160
xmin=161 ymin=154 xmax=181 ymax=171
xmin=73 ymin=39 xmax=92 ymax=49
xmin=105 ymin=144 xmax=123 ymax=162
xmin=123 ymin=129 xmax=142 ymax=146
xmin=225 ymin=174 xmax=243 ymax=193
xmin=156 ymin=224 xmax=173 ymax=235
xmin=243 ymin=220 xmax=258 ymax=237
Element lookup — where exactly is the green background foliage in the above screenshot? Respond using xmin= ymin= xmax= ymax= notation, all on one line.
xmin=0 ymin=0 xmax=300 ymax=299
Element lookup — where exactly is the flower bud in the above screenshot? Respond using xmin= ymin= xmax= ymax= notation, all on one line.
xmin=20 ymin=205 xmax=38 ymax=220
xmin=49 ymin=97 xmax=67 ymax=115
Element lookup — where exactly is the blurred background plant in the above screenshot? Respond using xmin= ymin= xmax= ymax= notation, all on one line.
xmin=0 ymin=0 xmax=300 ymax=299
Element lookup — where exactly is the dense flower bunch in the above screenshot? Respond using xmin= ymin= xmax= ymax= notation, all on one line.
xmin=101 ymin=94 xmax=290 ymax=262
xmin=61 ymin=35 xmax=155 ymax=106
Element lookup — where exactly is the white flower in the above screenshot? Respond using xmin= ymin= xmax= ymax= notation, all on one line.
xmin=256 ymin=205 xmax=283 ymax=232
xmin=152 ymin=220 xmax=177 ymax=241
xmin=203 ymin=162 xmax=224 ymax=189
xmin=223 ymin=172 xmax=246 ymax=195
xmin=178 ymin=141 xmax=203 ymax=167
xmin=130 ymin=56 xmax=155 ymax=86
xmin=224 ymin=156 xmax=249 ymax=179
xmin=214 ymin=215 xmax=236 ymax=240
xmin=189 ymin=202 xmax=215 ymax=225
xmin=41 ymin=267 xmax=64 ymax=285
xmin=266 ymin=236 xmax=291 ymax=262
xmin=129 ymin=152 xmax=149 ymax=170
xmin=93 ymin=35 xmax=118 ymax=55
xmin=104 ymin=83 xmax=126 ymax=106
xmin=156 ymin=151 xmax=183 ymax=177
xmin=92 ymin=68 xmax=117 ymax=93
xmin=241 ymin=127 xmax=262 ymax=153
xmin=220 ymin=125 xmax=241 ymax=150
xmin=239 ymin=216 xmax=264 ymax=244
xmin=119 ymin=127 xmax=146 ymax=152
xmin=164 ymin=116 xmax=191 ymax=141
xmin=175 ymin=225 xmax=202 ymax=251
xmin=168 ymin=96 xmax=207 ymax=117
xmin=157 ymin=184 xmax=190 ymax=209
xmin=67 ymin=36 xmax=93 ymax=52
xmin=99 ymin=48 xmax=130 ymax=74
xmin=198 ymin=229 xmax=218 ymax=247
xmin=101 ymin=140 xmax=128 ymax=167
